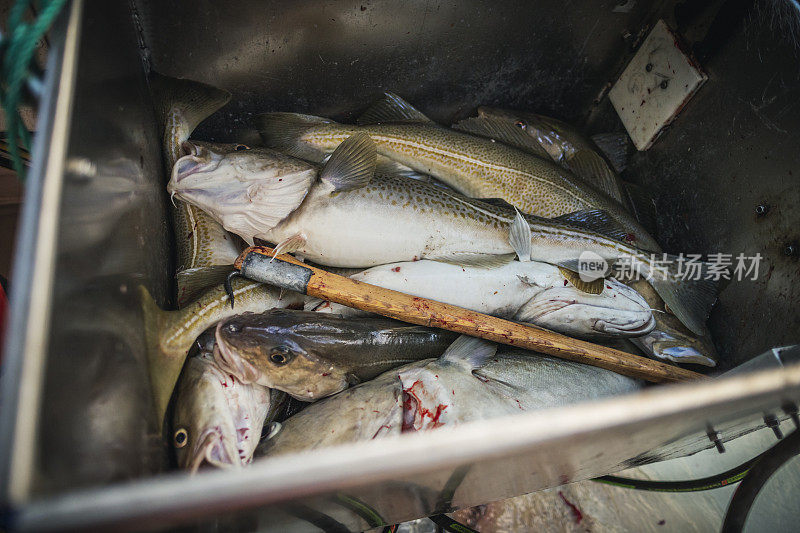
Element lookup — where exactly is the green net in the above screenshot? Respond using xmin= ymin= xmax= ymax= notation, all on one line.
xmin=0 ymin=0 xmax=68 ymax=179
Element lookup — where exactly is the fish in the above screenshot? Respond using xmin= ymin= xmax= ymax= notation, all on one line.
xmin=171 ymin=348 xmax=286 ymax=472
xmin=256 ymin=336 xmax=641 ymax=458
xmin=623 ymin=279 xmax=717 ymax=367
xmin=140 ymin=277 xmax=305 ymax=427
xmin=168 ymin=134 xmax=717 ymax=336
xmin=309 ymin=261 xmax=655 ymax=340
xmin=470 ymin=107 xmax=657 ymax=233
xmin=256 ymin=92 xmax=660 ymax=252
xmin=213 ymin=309 xmax=457 ymax=400
xmin=150 ymin=72 xmax=242 ymax=306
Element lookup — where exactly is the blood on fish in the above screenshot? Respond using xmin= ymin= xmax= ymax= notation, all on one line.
xmin=402 ymin=380 xmax=447 ymax=430
xmin=558 ymin=491 xmax=583 ymax=524
xmin=372 ymin=424 xmax=392 ymax=439
xmin=322 ymin=372 xmax=331 ymax=376
xmin=392 ymin=266 xmax=401 ymax=272
xmin=563 ymin=280 xmax=568 ymax=286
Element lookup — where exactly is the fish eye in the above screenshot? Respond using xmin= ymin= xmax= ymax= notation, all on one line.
xmin=514 ymin=120 xmax=527 ymax=130
xmin=227 ymin=322 xmax=240 ymax=333
xmin=269 ymin=346 xmax=293 ymax=366
xmin=174 ymin=428 xmax=188 ymax=448
xmin=235 ymin=144 xmax=250 ymax=151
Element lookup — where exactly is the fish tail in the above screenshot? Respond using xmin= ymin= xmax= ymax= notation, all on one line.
xmin=256 ymin=112 xmax=334 ymax=162
xmin=150 ymin=71 xmax=231 ymax=168
xmin=177 ymin=265 xmax=236 ymax=309
xmin=138 ymin=284 xmax=178 ymax=432
xmin=643 ymin=254 xmax=719 ymax=336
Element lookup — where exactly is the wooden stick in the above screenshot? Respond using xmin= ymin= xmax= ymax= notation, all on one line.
xmin=232 ymin=246 xmax=706 ymax=384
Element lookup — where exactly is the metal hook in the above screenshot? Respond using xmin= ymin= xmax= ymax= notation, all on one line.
xmin=225 ymin=271 xmax=240 ymax=309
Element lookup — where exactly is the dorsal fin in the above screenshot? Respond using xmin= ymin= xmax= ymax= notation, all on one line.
xmin=441 ymin=335 xmax=498 ymax=369
xmin=320 ymin=133 xmax=377 ymax=192
xmin=554 ymin=209 xmax=632 ymax=244
xmin=357 ymin=92 xmax=431 ymax=124
xmin=509 ymin=209 xmax=531 ymax=262
xmin=452 ymin=116 xmax=551 ymax=159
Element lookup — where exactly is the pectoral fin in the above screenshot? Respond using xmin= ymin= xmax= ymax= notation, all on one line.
xmin=509 ymin=209 xmax=532 ymax=262
xmin=441 ymin=335 xmax=498 ymax=370
xmin=320 ymin=133 xmax=377 ymax=192
xmin=557 ymin=266 xmax=605 ymax=295
xmin=271 ymin=234 xmax=307 ymax=259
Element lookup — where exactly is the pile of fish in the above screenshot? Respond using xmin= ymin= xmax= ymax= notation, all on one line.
xmin=144 ymin=74 xmax=719 ymax=473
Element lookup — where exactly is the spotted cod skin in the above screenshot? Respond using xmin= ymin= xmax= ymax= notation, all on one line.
xmin=472 ymin=107 xmax=628 ymax=201
xmin=256 ymin=92 xmax=660 ymax=252
xmin=255 ymin=336 xmax=640 ymax=459
xmin=150 ymin=72 xmax=243 ymax=306
xmin=469 ymin=107 xmax=658 ymax=233
xmin=169 ymin=133 xmax=718 ymax=337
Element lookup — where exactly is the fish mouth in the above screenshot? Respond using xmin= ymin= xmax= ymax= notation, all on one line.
xmin=188 ymin=428 xmax=241 ymax=474
xmin=171 ymin=142 xmax=222 ymax=184
xmin=213 ymin=322 xmax=261 ymax=384
xmin=631 ymin=333 xmax=717 ymax=367
xmin=593 ymin=313 xmax=656 ymax=336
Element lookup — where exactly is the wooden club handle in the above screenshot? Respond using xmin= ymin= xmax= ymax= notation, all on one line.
xmin=233 ymin=246 xmax=706 ymax=384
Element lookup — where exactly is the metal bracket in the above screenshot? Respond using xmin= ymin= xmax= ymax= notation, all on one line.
xmin=609 ymin=20 xmax=707 ymax=150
